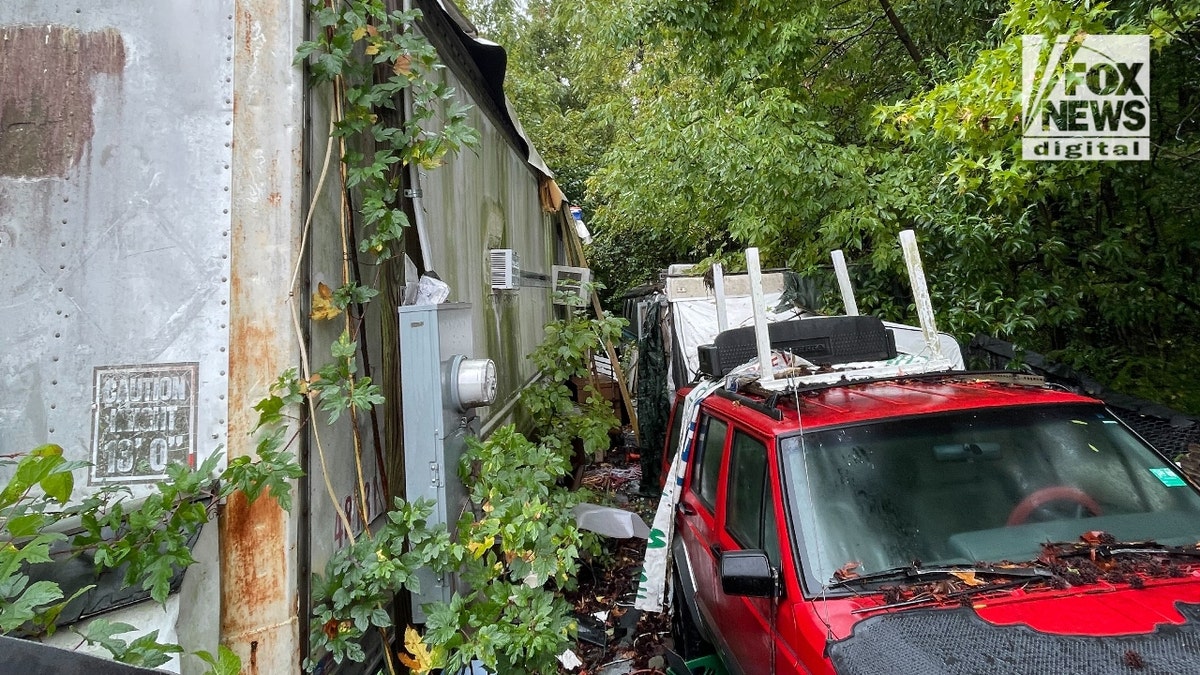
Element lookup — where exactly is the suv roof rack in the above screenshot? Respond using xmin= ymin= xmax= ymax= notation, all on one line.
xmin=721 ymin=371 xmax=1052 ymax=421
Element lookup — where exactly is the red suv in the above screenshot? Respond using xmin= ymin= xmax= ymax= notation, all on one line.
xmin=663 ymin=317 xmax=1200 ymax=674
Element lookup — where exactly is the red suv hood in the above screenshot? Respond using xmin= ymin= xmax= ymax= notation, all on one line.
xmin=974 ymin=577 xmax=1200 ymax=634
xmin=822 ymin=578 xmax=1200 ymax=674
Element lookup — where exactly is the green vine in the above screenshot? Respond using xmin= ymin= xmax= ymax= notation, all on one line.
xmin=522 ymin=285 xmax=627 ymax=461
xmin=296 ymin=0 xmax=478 ymax=264
xmin=292 ymin=2 xmax=630 ymax=673
xmin=303 ymin=283 xmax=627 ymax=673
xmin=0 ymin=443 xmax=300 ymax=671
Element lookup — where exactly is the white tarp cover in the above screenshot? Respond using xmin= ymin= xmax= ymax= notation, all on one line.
xmin=670 ymin=293 xmax=801 ymax=385
xmin=883 ymin=321 xmax=965 ymax=369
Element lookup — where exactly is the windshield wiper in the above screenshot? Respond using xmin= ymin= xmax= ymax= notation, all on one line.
xmin=829 ymin=563 xmax=1053 ymax=589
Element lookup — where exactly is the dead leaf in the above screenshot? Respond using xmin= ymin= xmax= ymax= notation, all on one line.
xmin=834 ymin=561 xmax=861 ymax=581
xmin=310 ymin=282 xmax=341 ymax=321
xmin=393 ymin=54 xmax=412 ymax=76
xmin=950 ymin=570 xmax=986 ymax=587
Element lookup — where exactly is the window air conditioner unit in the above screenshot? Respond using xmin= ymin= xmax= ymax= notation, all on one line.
xmin=552 ymin=265 xmax=592 ymax=305
xmin=489 ymin=249 xmax=520 ymax=290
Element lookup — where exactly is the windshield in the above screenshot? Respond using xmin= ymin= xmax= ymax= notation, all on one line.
xmin=781 ymin=403 xmax=1200 ymax=592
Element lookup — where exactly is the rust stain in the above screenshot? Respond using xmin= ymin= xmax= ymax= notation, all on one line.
xmin=226 ymin=312 xmax=278 ymax=438
xmin=219 ymin=489 xmax=286 ymax=630
xmin=240 ymin=7 xmax=254 ymax=58
xmin=267 ymin=191 xmax=281 ymax=206
xmin=0 ymin=25 xmax=125 ymax=178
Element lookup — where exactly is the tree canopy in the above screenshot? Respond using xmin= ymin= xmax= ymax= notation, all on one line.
xmin=462 ymin=0 xmax=1200 ymax=413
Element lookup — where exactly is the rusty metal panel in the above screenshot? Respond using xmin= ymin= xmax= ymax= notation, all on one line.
xmin=218 ymin=0 xmax=305 ymax=672
xmin=0 ymin=3 xmax=235 ymax=488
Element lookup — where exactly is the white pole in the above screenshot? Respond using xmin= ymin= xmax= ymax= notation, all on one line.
xmin=746 ymin=248 xmax=774 ymax=383
xmin=898 ymin=230 xmax=944 ymax=359
xmin=713 ymin=263 xmax=728 ymax=333
xmin=831 ymin=250 xmax=859 ymax=316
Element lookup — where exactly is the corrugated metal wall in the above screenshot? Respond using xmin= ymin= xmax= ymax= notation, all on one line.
xmin=301 ymin=0 xmax=560 ymax=594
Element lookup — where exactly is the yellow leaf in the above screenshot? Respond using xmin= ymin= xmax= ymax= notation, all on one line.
xmin=467 ymin=540 xmax=491 ymax=559
xmin=400 ymin=627 xmax=436 ymax=674
xmin=310 ymin=282 xmax=341 ymax=321
xmin=365 ymin=44 xmax=379 ymax=56
xmin=31 ymin=443 xmax=64 ymax=458
xmin=351 ymin=26 xmax=367 ymax=41
xmin=950 ymin=570 xmax=986 ymax=587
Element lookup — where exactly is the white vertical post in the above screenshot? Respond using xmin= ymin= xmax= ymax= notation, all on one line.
xmin=746 ymin=248 xmax=774 ymax=383
xmin=713 ymin=263 xmax=728 ymax=333
xmin=831 ymin=250 xmax=859 ymax=316
xmin=898 ymin=230 xmax=944 ymax=359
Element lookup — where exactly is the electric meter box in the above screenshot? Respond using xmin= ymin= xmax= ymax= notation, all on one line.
xmin=397 ymin=303 xmax=496 ymax=621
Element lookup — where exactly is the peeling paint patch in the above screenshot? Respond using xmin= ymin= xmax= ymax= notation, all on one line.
xmin=0 ymin=25 xmax=125 ymax=178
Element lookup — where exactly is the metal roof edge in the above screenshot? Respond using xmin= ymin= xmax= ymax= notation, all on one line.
xmin=419 ymin=0 xmax=555 ymax=181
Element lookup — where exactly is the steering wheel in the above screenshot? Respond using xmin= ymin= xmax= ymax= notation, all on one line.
xmin=1007 ymin=486 xmax=1103 ymax=526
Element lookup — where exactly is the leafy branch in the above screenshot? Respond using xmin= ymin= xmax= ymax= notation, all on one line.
xmin=1 ymin=440 xmax=300 ymax=671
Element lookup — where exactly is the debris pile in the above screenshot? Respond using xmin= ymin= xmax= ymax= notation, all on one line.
xmin=567 ymin=437 xmax=671 ymax=674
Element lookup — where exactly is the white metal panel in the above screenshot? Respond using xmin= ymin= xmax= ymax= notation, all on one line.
xmin=0 ymin=2 xmax=235 ymax=489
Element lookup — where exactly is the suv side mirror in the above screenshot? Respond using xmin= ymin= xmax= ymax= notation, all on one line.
xmin=720 ymin=549 xmax=778 ymax=598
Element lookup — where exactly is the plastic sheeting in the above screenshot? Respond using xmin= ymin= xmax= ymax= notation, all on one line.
xmin=634 ymin=376 xmax=729 ymax=614
xmin=636 ymin=296 xmax=670 ymax=493
xmin=670 ymin=292 xmax=800 ymax=387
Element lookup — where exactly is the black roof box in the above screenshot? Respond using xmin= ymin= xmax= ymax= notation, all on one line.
xmin=697 ymin=316 xmax=897 ymax=378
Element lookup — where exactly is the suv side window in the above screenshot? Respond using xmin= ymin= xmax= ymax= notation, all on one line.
xmin=665 ymin=398 xmax=683 ymax=462
xmin=691 ymin=415 xmax=728 ymax=512
xmin=726 ymin=431 xmax=780 ymax=565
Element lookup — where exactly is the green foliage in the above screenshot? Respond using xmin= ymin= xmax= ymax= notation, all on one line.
xmin=302 ymin=293 xmax=624 ymax=671
xmin=1 ymin=445 xmax=86 ymax=634
xmin=195 ymin=645 xmax=243 ymax=675
xmin=523 ymin=284 xmax=627 ymax=458
xmin=1 ymin=439 xmax=296 ymax=669
xmin=307 ymin=426 xmax=591 ymax=674
xmin=75 ymin=620 xmax=185 ymax=670
xmin=309 ymin=331 xmax=386 ymax=425
xmin=297 ymin=0 xmax=479 ymax=263
xmin=300 ymin=283 xmax=621 ymax=674
xmin=478 ymin=0 xmax=1200 ymax=414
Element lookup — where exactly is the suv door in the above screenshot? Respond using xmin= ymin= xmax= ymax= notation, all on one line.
xmin=676 ymin=412 xmax=730 ymax=641
xmin=715 ymin=428 xmax=780 ymax=675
